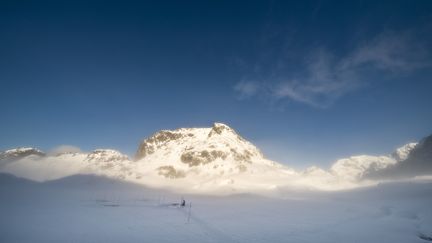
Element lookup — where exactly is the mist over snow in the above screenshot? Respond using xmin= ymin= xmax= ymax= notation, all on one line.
xmin=1 ymin=123 xmax=431 ymax=195
xmin=1 ymin=171 xmax=432 ymax=243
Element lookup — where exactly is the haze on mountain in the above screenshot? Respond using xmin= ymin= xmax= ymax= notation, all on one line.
xmin=1 ymin=122 xmax=430 ymax=195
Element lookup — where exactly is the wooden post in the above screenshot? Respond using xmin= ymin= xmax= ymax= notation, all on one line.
xmin=187 ymin=202 xmax=192 ymax=223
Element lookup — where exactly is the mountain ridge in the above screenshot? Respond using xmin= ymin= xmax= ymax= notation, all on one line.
xmin=0 ymin=123 xmax=430 ymax=194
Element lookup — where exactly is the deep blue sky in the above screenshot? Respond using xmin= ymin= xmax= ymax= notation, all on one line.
xmin=1 ymin=0 xmax=432 ymax=168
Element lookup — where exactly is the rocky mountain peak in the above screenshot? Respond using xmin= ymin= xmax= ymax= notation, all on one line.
xmin=0 ymin=147 xmax=45 ymax=161
xmin=132 ymin=123 xmax=276 ymax=180
xmin=208 ymin=123 xmax=236 ymax=136
xmin=85 ymin=149 xmax=129 ymax=163
xmin=391 ymin=142 xmax=417 ymax=161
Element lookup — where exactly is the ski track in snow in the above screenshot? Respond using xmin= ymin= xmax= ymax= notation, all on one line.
xmin=177 ymin=206 xmax=239 ymax=243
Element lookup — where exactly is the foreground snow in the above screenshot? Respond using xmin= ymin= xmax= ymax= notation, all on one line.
xmin=1 ymin=173 xmax=431 ymax=243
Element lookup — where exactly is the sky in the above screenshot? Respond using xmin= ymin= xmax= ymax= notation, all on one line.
xmin=1 ymin=0 xmax=432 ymax=168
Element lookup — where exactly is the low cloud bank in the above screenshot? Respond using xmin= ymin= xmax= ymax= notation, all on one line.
xmin=1 ymin=135 xmax=431 ymax=194
xmin=49 ymin=145 xmax=82 ymax=155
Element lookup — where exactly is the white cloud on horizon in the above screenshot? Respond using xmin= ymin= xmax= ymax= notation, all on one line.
xmin=49 ymin=145 xmax=82 ymax=155
xmin=0 ymin=138 xmax=430 ymax=191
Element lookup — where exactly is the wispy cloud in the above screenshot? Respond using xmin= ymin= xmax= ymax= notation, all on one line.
xmin=341 ymin=31 xmax=431 ymax=72
xmin=234 ymin=31 xmax=431 ymax=108
xmin=272 ymin=49 xmax=361 ymax=108
xmin=233 ymin=80 xmax=260 ymax=99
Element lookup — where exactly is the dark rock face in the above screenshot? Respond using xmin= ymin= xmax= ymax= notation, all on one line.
xmin=179 ymin=149 xmax=253 ymax=167
xmin=397 ymin=135 xmax=432 ymax=176
xmin=135 ymin=131 xmax=187 ymax=160
xmin=208 ymin=123 xmax=245 ymax=142
xmin=366 ymin=135 xmax=432 ymax=179
xmin=208 ymin=123 xmax=232 ymax=136
xmin=135 ymin=142 xmax=155 ymax=160
xmin=180 ymin=150 xmax=229 ymax=167
xmin=157 ymin=166 xmax=186 ymax=179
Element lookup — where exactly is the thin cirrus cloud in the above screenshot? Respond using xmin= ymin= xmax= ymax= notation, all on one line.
xmin=233 ymin=81 xmax=260 ymax=99
xmin=234 ymin=31 xmax=431 ymax=108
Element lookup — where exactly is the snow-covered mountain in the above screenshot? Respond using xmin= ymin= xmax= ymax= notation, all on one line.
xmin=132 ymin=123 xmax=296 ymax=192
xmin=0 ymin=148 xmax=135 ymax=181
xmin=328 ymin=142 xmax=418 ymax=182
xmin=391 ymin=143 xmax=417 ymax=161
xmin=0 ymin=124 xmax=297 ymax=193
xmin=365 ymin=135 xmax=432 ymax=179
xmin=135 ymin=123 xmax=283 ymax=176
xmin=330 ymin=155 xmax=397 ymax=181
xmin=0 ymin=147 xmax=45 ymax=162
xmin=0 ymin=123 xmax=430 ymax=194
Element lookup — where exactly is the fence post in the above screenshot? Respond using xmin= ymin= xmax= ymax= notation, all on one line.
xmin=187 ymin=202 xmax=192 ymax=223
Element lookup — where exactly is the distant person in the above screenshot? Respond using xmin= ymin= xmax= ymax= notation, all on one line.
xmin=181 ymin=198 xmax=186 ymax=207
